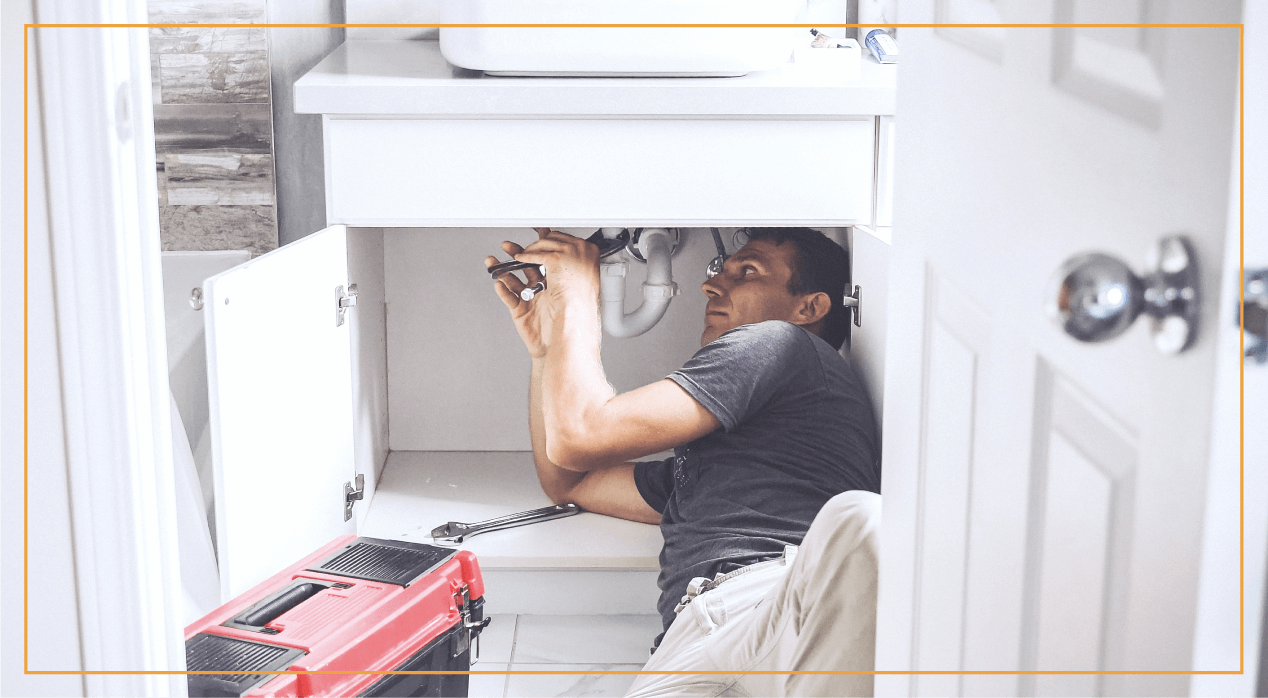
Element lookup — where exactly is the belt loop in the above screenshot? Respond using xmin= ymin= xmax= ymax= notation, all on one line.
xmin=782 ymin=545 xmax=798 ymax=565
xmin=674 ymin=576 xmax=713 ymax=614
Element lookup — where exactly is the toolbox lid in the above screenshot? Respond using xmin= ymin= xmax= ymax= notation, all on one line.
xmin=306 ymin=536 xmax=456 ymax=587
xmin=186 ymin=632 xmax=305 ymax=697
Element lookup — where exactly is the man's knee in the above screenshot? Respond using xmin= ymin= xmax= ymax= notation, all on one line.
xmin=818 ymin=490 xmax=880 ymax=533
xmin=803 ymin=490 xmax=881 ymax=563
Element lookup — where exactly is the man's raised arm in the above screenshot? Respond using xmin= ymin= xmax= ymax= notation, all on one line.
xmin=488 ymin=232 xmax=664 ymax=524
xmin=514 ymin=231 xmax=721 ymax=472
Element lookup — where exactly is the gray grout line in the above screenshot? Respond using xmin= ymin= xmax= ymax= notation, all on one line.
xmin=503 ymin=614 xmax=519 ymax=698
xmin=508 ymin=614 xmax=520 ymax=664
xmin=503 ymin=615 xmax=512 ymax=698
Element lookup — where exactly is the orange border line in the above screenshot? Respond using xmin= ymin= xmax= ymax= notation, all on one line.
xmin=22 ymin=20 xmax=30 ymax=682
xmin=22 ymin=20 xmax=1247 ymax=680
xmin=1239 ymin=20 xmax=1247 ymax=679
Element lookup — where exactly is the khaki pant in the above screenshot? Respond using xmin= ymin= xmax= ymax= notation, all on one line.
xmin=626 ymin=490 xmax=881 ymax=698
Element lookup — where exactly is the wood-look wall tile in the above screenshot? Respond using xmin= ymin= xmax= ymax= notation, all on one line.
xmin=154 ymin=103 xmax=272 ymax=153
xmin=148 ymin=0 xmax=266 ymax=24
xmin=150 ymin=53 xmax=162 ymax=104
xmin=149 ymin=25 xmax=267 ymax=55
xmin=164 ymin=152 xmax=274 ymax=205
xmin=159 ymin=52 xmax=269 ymax=104
xmin=156 ymin=158 xmax=168 ymax=207
xmin=159 ymin=205 xmax=277 ymax=256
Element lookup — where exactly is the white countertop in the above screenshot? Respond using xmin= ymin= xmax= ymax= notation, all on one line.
xmin=294 ymin=40 xmax=896 ymax=117
xmin=359 ymin=451 xmax=663 ymax=569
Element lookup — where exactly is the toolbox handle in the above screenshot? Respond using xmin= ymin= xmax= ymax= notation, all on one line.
xmin=224 ymin=578 xmax=348 ymax=633
xmin=240 ymin=583 xmax=326 ymax=627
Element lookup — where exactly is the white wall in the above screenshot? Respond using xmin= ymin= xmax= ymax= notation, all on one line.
xmin=266 ymin=0 xmax=345 ymax=245
xmin=384 ymin=227 xmax=712 ymax=451
xmin=1189 ymin=0 xmax=1268 ymax=691
xmin=346 ymin=0 xmax=439 ymax=40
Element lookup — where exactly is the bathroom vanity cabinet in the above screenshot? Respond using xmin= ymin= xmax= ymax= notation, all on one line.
xmin=202 ymin=40 xmax=896 ymax=612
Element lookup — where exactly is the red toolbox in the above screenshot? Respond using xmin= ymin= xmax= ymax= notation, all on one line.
xmin=184 ymin=536 xmax=488 ymax=697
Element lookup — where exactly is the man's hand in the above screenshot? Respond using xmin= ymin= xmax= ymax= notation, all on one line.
xmin=486 ymin=230 xmax=553 ymax=360
xmin=513 ymin=229 xmax=602 ymax=316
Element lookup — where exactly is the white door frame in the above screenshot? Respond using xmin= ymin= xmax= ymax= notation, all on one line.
xmin=1190 ymin=2 xmax=1267 ymax=693
xmin=28 ymin=1 xmax=186 ymax=694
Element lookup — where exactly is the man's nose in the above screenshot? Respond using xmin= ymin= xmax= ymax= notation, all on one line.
xmin=701 ymin=278 xmax=721 ymax=297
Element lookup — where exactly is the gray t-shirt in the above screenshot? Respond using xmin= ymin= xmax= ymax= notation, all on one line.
xmin=633 ymin=320 xmax=880 ymax=633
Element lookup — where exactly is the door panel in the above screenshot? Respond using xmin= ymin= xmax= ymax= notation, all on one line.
xmin=1053 ymin=0 xmax=1167 ymax=128
xmin=1023 ymin=365 xmax=1139 ymax=696
xmin=1031 ymin=433 xmax=1111 ymax=696
xmin=913 ymin=273 xmax=991 ymax=698
xmin=203 ymin=225 xmax=356 ymax=599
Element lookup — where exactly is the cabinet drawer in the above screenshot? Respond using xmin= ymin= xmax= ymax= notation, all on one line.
xmin=324 ymin=117 xmax=874 ymax=226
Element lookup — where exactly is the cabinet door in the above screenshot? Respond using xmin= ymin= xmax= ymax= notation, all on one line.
xmin=203 ymin=225 xmax=357 ymax=599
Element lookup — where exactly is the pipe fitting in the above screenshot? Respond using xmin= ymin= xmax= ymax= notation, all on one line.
xmin=600 ymin=228 xmax=677 ymax=338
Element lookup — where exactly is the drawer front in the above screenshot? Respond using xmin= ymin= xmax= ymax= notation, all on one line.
xmin=325 ymin=118 xmax=875 ymax=226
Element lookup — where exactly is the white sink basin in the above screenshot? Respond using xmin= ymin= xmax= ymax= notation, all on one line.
xmin=438 ymin=0 xmax=799 ymax=77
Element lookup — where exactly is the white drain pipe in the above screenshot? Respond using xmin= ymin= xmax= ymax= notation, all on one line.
xmin=600 ymin=228 xmax=679 ymax=338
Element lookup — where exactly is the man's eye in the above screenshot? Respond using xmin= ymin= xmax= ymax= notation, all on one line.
xmin=741 ymin=266 xmax=756 ymax=276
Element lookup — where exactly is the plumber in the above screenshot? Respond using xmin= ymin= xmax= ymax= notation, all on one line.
xmin=487 ymin=227 xmax=881 ymax=697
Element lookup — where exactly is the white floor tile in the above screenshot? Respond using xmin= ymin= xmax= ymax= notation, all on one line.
xmin=476 ymin=614 xmax=516 ymax=664
xmin=468 ymin=663 xmax=509 ymax=698
xmin=505 ymin=665 xmax=644 ymax=698
xmin=511 ymin=615 xmax=662 ymax=665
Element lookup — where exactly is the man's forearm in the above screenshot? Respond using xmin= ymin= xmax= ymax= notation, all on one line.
xmin=529 ymin=358 xmax=584 ymax=503
xmin=540 ymin=300 xmax=617 ymax=469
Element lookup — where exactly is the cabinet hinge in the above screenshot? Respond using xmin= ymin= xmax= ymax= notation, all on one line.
xmin=843 ymin=285 xmax=862 ymax=327
xmin=343 ymin=474 xmax=364 ymax=521
xmin=336 ymin=284 xmax=358 ymax=327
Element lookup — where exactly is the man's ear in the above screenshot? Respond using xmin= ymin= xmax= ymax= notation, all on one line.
xmin=792 ymin=291 xmax=832 ymax=327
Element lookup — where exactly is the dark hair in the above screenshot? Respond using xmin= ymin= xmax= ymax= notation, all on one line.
xmin=741 ymin=227 xmax=851 ymax=351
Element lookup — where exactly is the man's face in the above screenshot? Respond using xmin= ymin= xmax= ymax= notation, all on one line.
xmin=699 ymin=239 xmax=805 ymax=347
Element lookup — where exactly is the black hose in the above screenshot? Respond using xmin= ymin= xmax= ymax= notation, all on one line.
xmin=709 ymin=227 xmax=727 ymax=260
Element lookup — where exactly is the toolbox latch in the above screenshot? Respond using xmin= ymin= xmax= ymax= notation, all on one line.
xmin=452 ymin=584 xmax=491 ymax=661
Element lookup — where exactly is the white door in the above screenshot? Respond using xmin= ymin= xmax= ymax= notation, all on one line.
xmin=875 ymin=3 xmax=1242 ymax=697
xmin=203 ymin=225 xmax=358 ymax=599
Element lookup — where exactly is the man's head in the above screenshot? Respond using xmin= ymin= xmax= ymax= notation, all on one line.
xmin=699 ymin=228 xmax=851 ymax=350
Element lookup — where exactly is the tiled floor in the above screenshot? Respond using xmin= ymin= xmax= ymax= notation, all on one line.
xmin=469 ymin=614 xmax=663 ymax=697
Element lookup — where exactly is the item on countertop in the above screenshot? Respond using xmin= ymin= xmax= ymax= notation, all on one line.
xmin=865 ymin=28 xmax=899 ymax=64
xmin=809 ymin=28 xmax=846 ymax=48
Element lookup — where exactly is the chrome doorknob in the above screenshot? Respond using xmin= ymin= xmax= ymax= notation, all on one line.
xmin=1048 ymin=235 xmax=1199 ymax=354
